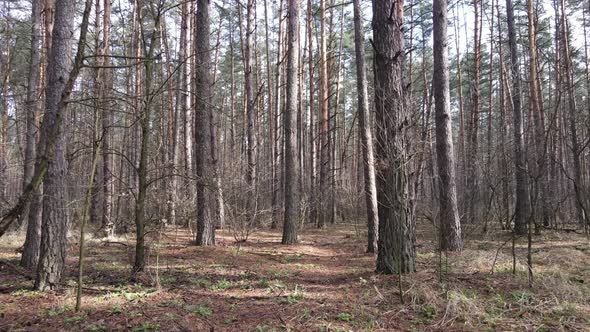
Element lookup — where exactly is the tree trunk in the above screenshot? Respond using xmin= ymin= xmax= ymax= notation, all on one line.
xmin=373 ymin=0 xmax=416 ymax=274
xmin=36 ymin=0 xmax=92 ymax=290
xmin=506 ymin=0 xmax=531 ymax=235
xmin=133 ymin=0 xmax=161 ymax=272
xmin=433 ymin=0 xmax=463 ymax=251
xmin=526 ymin=0 xmax=550 ymax=229
xmin=282 ymin=0 xmax=300 ymax=245
xmin=558 ymin=0 xmax=587 ymax=226
xmin=352 ymin=0 xmax=378 ymax=254
xmin=307 ymin=0 xmax=317 ymax=226
xmin=466 ymin=0 xmax=481 ymax=224
xmin=318 ymin=0 xmax=329 ymax=229
xmin=195 ymin=0 xmax=215 ymax=246
xmin=101 ymin=0 xmax=114 ymax=238
xmin=20 ymin=0 xmax=43 ymax=269
xmin=245 ymin=0 xmax=257 ymax=222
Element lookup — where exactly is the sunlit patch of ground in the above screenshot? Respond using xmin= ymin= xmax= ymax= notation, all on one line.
xmin=1 ymin=222 xmax=589 ymax=331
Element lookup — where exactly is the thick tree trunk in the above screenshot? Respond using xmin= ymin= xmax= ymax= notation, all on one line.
xmin=282 ymin=0 xmax=300 ymax=245
xmin=352 ymin=0 xmax=378 ymax=254
xmin=373 ymin=0 xmax=416 ymax=274
xmin=433 ymin=0 xmax=463 ymax=251
xmin=36 ymin=0 xmax=91 ymax=290
xmin=195 ymin=0 xmax=215 ymax=246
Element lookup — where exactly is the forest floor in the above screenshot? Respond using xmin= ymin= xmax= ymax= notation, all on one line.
xmin=1 ymin=221 xmax=590 ymax=331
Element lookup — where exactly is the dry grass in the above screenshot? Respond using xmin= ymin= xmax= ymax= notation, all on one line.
xmin=0 ymin=222 xmax=589 ymax=331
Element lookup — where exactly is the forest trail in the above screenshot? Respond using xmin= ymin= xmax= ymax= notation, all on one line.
xmin=1 ymin=223 xmax=589 ymax=331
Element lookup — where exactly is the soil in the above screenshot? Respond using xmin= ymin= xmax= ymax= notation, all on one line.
xmin=1 ymin=222 xmax=589 ymax=331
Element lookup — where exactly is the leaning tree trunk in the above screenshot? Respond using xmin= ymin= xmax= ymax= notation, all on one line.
xmin=373 ymin=0 xmax=416 ymax=274
xmin=352 ymin=0 xmax=378 ymax=254
xmin=506 ymin=0 xmax=530 ymax=235
xmin=195 ymin=0 xmax=215 ymax=246
xmin=433 ymin=0 xmax=463 ymax=251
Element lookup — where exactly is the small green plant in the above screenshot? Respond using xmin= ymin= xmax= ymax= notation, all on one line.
xmin=46 ymin=304 xmax=73 ymax=317
xmin=280 ymin=255 xmax=301 ymax=264
xmin=86 ymin=323 xmax=107 ymax=331
xmin=419 ymin=305 xmax=437 ymax=320
xmin=268 ymin=269 xmax=291 ymax=278
xmin=107 ymin=303 xmax=123 ymax=315
xmin=283 ymin=285 xmax=305 ymax=304
xmin=257 ymin=277 xmax=270 ymax=288
xmin=255 ymin=325 xmax=278 ymax=332
xmin=10 ymin=289 xmax=40 ymax=297
xmin=210 ymin=279 xmax=232 ymax=291
xmin=122 ymin=290 xmax=149 ymax=301
xmin=190 ymin=277 xmax=212 ymax=288
xmin=534 ymin=324 xmax=549 ymax=332
xmin=223 ymin=317 xmax=238 ymax=324
xmin=238 ymin=280 xmax=254 ymax=290
xmin=266 ymin=280 xmax=287 ymax=293
xmin=301 ymin=307 xmax=311 ymax=319
xmin=64 ymin=314 xmax=86 ymax=323
xmin=159 ymin=276 xmax=177 ymax=285
xmin=131 ymin=323 xmax=160 ymax=331
xmin=336 ymin=312 xmax=353 ymax=322
xmin=186 ymin=304 xmax=213 ymax=316
xmin=238 ymin=270 xmax=256 ymax=279
xmin=511 ymin=290 xmax=531 ymax=303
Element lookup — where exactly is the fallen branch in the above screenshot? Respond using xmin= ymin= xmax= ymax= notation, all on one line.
xmin=0 ymin=260 xmax=34 ymax=280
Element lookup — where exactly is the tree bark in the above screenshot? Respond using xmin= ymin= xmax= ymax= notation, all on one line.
xmin=101 ymin=0 xmax=114 ymax=238
xmin=506 ymin=0 xmax=531 ymax=235
xmin=433 ymin=0 xmax=463 ymax=251
xmin=195 ymin=0 xmax=215 ymax=246
xmin=558 ymin=0 xmax=587 ymax=226
xmin=20 ymin=0 xmax=43 ymax=269
xmin=282 ymin=0 xmax=300 ymax=245
xmin=245 ymin=0 xmax=257 ymax=220
xmin=36 ymin=0 xmax=92 ymax=290
xmin=307 ymin=0 xmax=317 ymax=226
xmin=318 ymin=0 xmax=330 ymax=229
xmin=352 ymin=0 xmax=378 ymax=254
xmin=373 ymin=0 xmax=416 ymax=274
